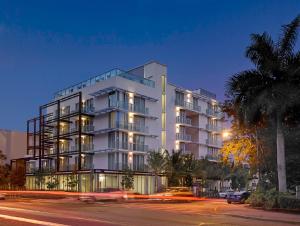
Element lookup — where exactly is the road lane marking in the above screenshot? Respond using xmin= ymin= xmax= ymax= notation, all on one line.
xmin=0 ymin=213 xmax=69 ymax=226
xmin=0 ymin=206 xmax=123 ymax=225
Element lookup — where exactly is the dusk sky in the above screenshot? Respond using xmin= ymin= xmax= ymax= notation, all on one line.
xmin=1 ymin=0 xmax=300 ymax=131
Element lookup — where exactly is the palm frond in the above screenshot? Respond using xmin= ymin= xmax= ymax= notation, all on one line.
xmin=279 ymin=15 xmax=300 ymax=58
xmin=246 ymin=32 xmax=277 ymax=71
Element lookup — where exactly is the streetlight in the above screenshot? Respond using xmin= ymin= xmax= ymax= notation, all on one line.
xmin=222 ymin=130 xmax=231 ymax=139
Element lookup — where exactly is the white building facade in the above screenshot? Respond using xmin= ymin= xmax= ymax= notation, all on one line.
xmin=25 ymin=61 xmax=223 ymax=194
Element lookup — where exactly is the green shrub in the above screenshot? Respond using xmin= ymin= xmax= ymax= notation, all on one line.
xmin=247 ymin=189 xmax=266 ymax=207
xmin=247 ymin=188 xmax=280 ymax=209
xmin=279 ymin=196 xmax=300 ymax=209
xmin=264 ymin=188 xmax=280 ymax=209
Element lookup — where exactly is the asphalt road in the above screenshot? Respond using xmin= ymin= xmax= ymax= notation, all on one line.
xmin=0 ymin=198 xmax=299 ymax=226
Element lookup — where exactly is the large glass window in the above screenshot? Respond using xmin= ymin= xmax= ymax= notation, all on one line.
xmin=134 ymin=96 xmax=145 ymax=112
xmin=175 ymin=91 xmax=184 ymax=105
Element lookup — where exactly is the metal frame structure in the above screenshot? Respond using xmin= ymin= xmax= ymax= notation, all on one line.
xmin=26 ymin=92 xmax=95 ymax=173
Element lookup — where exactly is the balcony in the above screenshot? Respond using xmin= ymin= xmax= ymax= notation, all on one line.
xmin=176 ymin=116 xmax=192 ymax=125
xmin=175 ymin=100 xmax=201 ymax=112
xmin=72 ymin=105 xmax=95 ymax=114
xmin=109 ymin=100 xmax=149 ymax=115
xmin=129 ymin=143 xmax=149 ymax=152
xmin=108 ymin=141 xmax=129 ymax=150
xmin=206 ymin=109 xmax=224 ymax=118
xmin=206 ymin=124 xmax=222 ymax=132
xmin=71 ymin=144 xmax=94 ymax=153
xmin=108 ymin=141 xmax=148 ymax=152
xmin=176 ymin=133 xmax=192 ymax=142
xmin=206 ymin=139 xmax=222 ymax=147
xmin=70 ymin=125 xmax=94 ymax=133
xmin=114 ymin=122 xmax=149 ymax=133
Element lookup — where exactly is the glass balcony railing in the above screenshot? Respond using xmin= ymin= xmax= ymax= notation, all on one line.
xmin=108 ymin=141 xmax=148 ymax=152
xmin=70 ymin=125 xmax=94 ymax=133
xmin=71 ymin=144 xmax=94 ymax=152
xmin=129 ymin=143 xmax=149 ymax=152
xmin=176 ymin=116 xmax=192 ymax=125
xmin=175 ymin=100 xmax=201 ymax=112
xmin=206 ymin=109 xmax=224 ymax=118
xmin=54 ymin=69 xmax=155 ymax=99
xmin=206 ymin=124 xmax=222 ymax=132
xmin=176 ymin=133 xmax=192 ymax=141
xmin=108 ymin=141 xmax=129 ymax=150
xmin=109 ymin=100 xmax=149 ymax=115
xmin=113 ymin=122 xmax=149 ymax=133
xmin=206 ymin=139 xmax=222 ymax=146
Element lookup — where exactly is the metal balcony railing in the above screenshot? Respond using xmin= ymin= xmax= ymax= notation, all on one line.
xmin=176 ymin=116 xmax=192 ymax=125
xmin=176 ymin=133 xmax=192 ymax=141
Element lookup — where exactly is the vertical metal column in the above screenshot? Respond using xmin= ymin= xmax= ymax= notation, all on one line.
xmin=38 ymin=107 xmax=42 ymax=171
xmin=78 ymin=92 xmax=82 ymax=171
xmin=33 ymin=119 xmax=36 ymax=158
xmin=26 ymin=121 xmax=30 ymax=156
xmin=56 ymin=101 xmax=60 ymax=172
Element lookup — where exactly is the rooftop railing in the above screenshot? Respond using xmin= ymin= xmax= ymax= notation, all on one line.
xmin=54 ymin=69 xmax=155 ymax=99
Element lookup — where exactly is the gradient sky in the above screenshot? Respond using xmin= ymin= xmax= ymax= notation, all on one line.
xmin=1 ymin=0 xmax=300 ymax=131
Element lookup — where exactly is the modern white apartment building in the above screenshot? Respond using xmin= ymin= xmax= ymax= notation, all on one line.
xmin=25 ymin=61 xmax=223 ymax=194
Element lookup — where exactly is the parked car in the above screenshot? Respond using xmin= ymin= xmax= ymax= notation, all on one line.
xmin=219 ymin=190 xmax=234 ymax=198
xmin=227 ymin=191 xmax=250 ymax=204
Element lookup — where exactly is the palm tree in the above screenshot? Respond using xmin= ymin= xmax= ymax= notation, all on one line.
xmin=147 ymin=149 xmax=167 ymax=192
xmin=226 ymin=15 xmax=300 ymax=192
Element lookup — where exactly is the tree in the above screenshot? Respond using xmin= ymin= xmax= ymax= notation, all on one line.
xmin=0 ymin=151 xmax=10 ymax=189
xmin=121 ymin=167 xmax=134 ymax=190
xmin=225 ymin=15 xmax=300 ymax=192
xmin=147 ymin=149 xmax=167 ymax=192
xmin=65 ymin=171 xmax=78 ymax=191
xmin=46 ymin=170 xmax=59 ymax=190
xmin=33 ymin=169 xmax=45 ymax=190
xmin=165 ymin=150 xmax=185 ymax=186
xmin=220 ymin=122 xmax=257 ymax=172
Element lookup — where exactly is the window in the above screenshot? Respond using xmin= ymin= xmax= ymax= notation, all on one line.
xmin=134 ymin=96 xmax=145 ymax=112
xmin=175 ymin=91 xmax=184 ymax=105
xmin=133 ymin=155 xmax=144 ymax=171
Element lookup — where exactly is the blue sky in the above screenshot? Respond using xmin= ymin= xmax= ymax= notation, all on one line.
xmin=1 ymin=0 xmax=300 ymax=131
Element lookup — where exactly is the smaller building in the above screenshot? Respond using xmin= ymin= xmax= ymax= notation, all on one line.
xmin=0 ymin=129 xmax=27 ymax=164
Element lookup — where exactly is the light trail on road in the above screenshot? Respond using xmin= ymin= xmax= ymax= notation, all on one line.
xmin=0 ymin=213 xmax=69 ymax=226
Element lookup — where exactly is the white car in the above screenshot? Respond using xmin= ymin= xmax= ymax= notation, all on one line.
xmin=219 ymin=190 xmax=233 ymax=198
